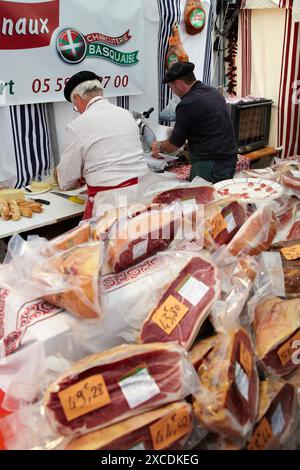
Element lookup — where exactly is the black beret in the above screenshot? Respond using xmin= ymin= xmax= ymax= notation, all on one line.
xmin=64 ymin=71 xmax=102 ymax=102
xmin=163 ymin=61 xmax=195 ymax=84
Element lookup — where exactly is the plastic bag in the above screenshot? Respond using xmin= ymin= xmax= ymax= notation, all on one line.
xmin=0 ymin=234 xmax=104 ymax=319
xmin=248 ymin=293 xmax=300 ymax=377
xmin=203 ymin=199 xmax=248 ymax=251
xmin=272 ymin=159 xmax=300 ymax=199
xmin=192 ymin=328 xmax=259 ymax=438
xmin=226 ymin=203 xmax=277 ymax=257
xmin=61 ymin=400 xmax=207 ymax=451
xmin=104 ymin=201 xmax=204 ymax=274
xmin=138 ymin=172 xmax=215 ymax=205
xmin=41 ymin=342 xmax=200 ymax=438
xmin=101 ymin=249 xmax=219 ymax=350
xmin=43 ymin=241 xmax=103 ymax=319
xmin=246 ymin=378 xmax=298 ymax=450
xmin=191 ymin=251 xmax=259 ymax=438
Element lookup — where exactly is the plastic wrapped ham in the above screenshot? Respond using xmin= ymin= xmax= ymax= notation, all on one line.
xmin=63 ymin=401 xmax=200 ymax=450
xmin=139 ymin=256 xmax=220 ymax=349
xmin=0 ymin=235 xmax=103 ymax=320
xmin=105 ymin=202 xmax=202 ymax=273
xmin=192 ymin=254 xmax=259 ymax=438
xmin=203 ymin=199 xmax=248 ymax=250
xmin=152 ymin=185 xmax=215 ymax=206
xmin=49 ymin=223 xmax=92 ymax=251
xmin=252 ymin=296 xmax=300 ymax=377
xmin=247 ymin=380 xmax=297 ymax=450
xmin=92 ymin=204 xmax=161 ymax=242
xmin=273 ymin=159 xmax=300 ymax=198
xmin=269 ymin=241 xmax=300 ymax=297
xmin=43 ymin=242 xmax=103 ymax=319
xmin=192 ymin=328 xmax=259 ymax=438
xmin=138 ymin=173 xmax=215 ymax=205
xmin=44 ymin=342 xmax=200 ymax=436
xmin=227 ymin=204 xmax=277 ymax=257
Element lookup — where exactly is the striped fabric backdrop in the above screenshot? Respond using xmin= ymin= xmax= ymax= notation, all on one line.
xmin=116 ymin=96 xmax=130 ymax=110
xmin=9 ymin=104 xmax=53 ymax=188
xmin=157 ymin=0 xmax=181 ymax=118
xmin=277 ymin=8 xmax=300 ymax=157
xmin=243 ymin=0 xmax=293 ymax=8
xmin=240 ymin=0 xmax=299 ymax=157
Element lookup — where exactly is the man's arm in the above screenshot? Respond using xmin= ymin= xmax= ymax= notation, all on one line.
xmin=152 ymin=102 xmax=191 ymax=158
xmin=151 ymin=139 xmax=179 ymax=157
xmin=56 ymin=125 xmax=84 ymax=190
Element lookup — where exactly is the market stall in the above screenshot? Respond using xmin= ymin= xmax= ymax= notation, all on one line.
xmin=0 ymin=0 xmax=300 ymax=453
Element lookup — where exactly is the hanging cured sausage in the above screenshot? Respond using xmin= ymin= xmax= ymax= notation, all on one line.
xmin=184 ymin=0 xmax=206 ymax=35
xmin=165 ymin=24 xmax=189 ymax=70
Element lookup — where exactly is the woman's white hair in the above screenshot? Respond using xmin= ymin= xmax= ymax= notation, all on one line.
xmin=71 ymin=79 xmax=103 ymax=102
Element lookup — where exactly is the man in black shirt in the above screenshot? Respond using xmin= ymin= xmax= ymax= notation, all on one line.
xmin=152 ymin=62 xmax=238 ymax=183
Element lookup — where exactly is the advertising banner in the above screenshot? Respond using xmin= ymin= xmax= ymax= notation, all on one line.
xmin=0 ymin=0 xmax=144 ymax=106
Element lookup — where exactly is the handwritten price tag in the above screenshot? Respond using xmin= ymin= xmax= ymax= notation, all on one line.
xmin=280 ymin=245 xmax=300 ymax=260
xmin=58 ymin=374 xmax=111 ymax=422
xmin=152 ymin=295 xmax=189 ymax=335
xmin=212 ymin=212 xmax=227 ymax=239
xmin=277 ymin=330 xmax=300 ymax=366
xmin=247 ymin=417 xmax=273 ymax=450
xmin=150 ymin=406 xmax=192 ymax=450
xmin=240 ymin=342 xmax=252 ymax=377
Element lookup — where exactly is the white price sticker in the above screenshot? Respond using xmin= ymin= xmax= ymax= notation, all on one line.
xmin=271 ymin=403 xmax=285 ymax=436
xmin=224 ymin=212 xmax=236 ymax=233
xmin=178 ymin=276 xmax=209 ymax=307
xmin=132 ymin=240 xmax=148 ymax=260
xmin=235 ymin=362 xmax=249 ymax=401
xmin=119 ymin=368 xmax=160 ymax=409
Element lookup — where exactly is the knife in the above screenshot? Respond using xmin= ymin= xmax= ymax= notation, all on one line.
xmin=51 ymin=192 xmax=86 ymax=204
xmin=29 ymin=198 xmax=50 ymax=205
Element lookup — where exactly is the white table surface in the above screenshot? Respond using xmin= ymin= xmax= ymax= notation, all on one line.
xmin=0 ymin=191 xmax=85 ymax=239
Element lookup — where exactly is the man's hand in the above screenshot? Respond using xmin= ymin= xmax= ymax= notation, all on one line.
xmin=151 ymin=141 xmax=162 ymax=159
xmin=151 ymin=140 xmax=179 ymax=158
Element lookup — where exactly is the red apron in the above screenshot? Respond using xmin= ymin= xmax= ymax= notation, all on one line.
xmin=84 ymin=177 xmax=138 ymax=219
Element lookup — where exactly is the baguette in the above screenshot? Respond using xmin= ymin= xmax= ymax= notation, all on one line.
xmin=0 ymin=206 xmax=10 ymax=220
xmin=19 ymin=206 xmax=33 ymax=218
xmin=9 ymin=199 xmax=21 ymax=221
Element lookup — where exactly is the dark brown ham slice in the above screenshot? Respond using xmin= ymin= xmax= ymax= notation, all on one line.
xmin=193 ymin=329 xmax=259 ymax=437
xmin=254 ymin=297 xmax=300 ymax=376
xmin=247 ymin=382 xmax=296 ymax=450
xmin=139 ymin=257 xmax=220 ymax=349
xmin=215 ymin=201 xmax=247 ymax=245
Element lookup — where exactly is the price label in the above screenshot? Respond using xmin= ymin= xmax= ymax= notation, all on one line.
xmin=247 ymin=418 xmax=273 ymax=450
xmin=280 ymin=245 xmax=300 ymax=260
xmin=58 ymin=374 xmax=111 ymax=422
xmin=211 ymin=212 xmax=227 ymax=239
xmin=168 ymin=37 xmax=179 ymax=46
xmin=152 ymin=295 xmax=189 ymax=335
xmin=240 ymin=342 xmax=252 ymax=377
xmin=150 ymin=406 xmax=192 ymax=450
xmin=277 ymin=329 xmax=300 ymax=366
